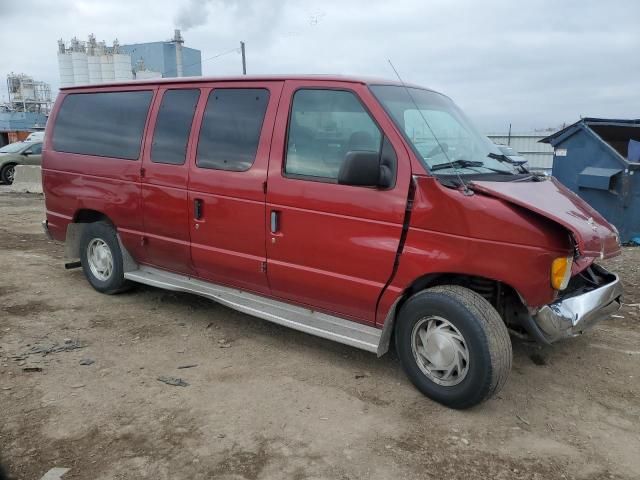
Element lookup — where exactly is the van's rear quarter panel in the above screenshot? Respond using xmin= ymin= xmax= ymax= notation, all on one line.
xmin=42 ymin=152 xmax=143 ymax=249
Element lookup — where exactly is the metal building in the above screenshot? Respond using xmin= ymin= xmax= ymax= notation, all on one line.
xmin=541 ymin=118 xmax=640 ymax=244
xmin=1 ymin=74 xmax=50 ymax=146
xmin=487 ymin=133 xmax=554 ymax=173
xmin=120 ymin=30 xmax=202 ymax=78
xmin=56 ymin=30 xmax=200 ymax=87
xmin=5 ymin=74 xmax=52 ymax=114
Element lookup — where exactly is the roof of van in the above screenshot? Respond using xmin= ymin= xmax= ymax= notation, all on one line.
xmin=60 ymin=74 xmax=435 ymax=92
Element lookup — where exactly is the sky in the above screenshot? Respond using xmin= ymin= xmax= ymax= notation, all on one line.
xmin=1 ymin=0 xmax=638 ymax=133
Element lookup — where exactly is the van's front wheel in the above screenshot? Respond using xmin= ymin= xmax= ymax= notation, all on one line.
xmin=79 ymin=222 xmax=130 ymax=294
xmin=395 ymin=285 xmax=512 ymax=409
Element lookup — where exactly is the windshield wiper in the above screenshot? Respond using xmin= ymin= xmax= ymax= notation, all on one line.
xmin=487 ymin=152 xmax=528 ymax=173
xmin=431 ymin=159 xmax=514 ymax=175
xmin=430 ymin=159 xmax=485 ymax=172
xmin=487 ymin=152 xmax=526 ymax=165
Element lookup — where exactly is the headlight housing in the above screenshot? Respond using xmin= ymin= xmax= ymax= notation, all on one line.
xmin=551 ymin=256 xmax=573 ymax=290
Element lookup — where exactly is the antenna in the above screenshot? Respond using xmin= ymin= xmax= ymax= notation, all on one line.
xmin=387 ymin=60 xmax=471 ymax=195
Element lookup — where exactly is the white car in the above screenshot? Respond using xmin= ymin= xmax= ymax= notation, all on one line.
xmin=25 ymin=131 xmax=45 ymax=142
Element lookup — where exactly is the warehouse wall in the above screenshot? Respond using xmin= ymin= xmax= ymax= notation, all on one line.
xmin=487 ymin=134 xmax=554 ymax=172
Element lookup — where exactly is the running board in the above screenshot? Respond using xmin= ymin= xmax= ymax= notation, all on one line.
xmin=124 ymin=266 xmax=382 ymax=353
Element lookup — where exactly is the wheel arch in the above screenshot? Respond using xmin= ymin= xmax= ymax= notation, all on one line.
xmin=65 ymin=209 xmax=116 ymax=260
xmin=377 ymin=272 xmax=526 ymax=357
xmin=73 ymin=209 xmax=114 ymax=226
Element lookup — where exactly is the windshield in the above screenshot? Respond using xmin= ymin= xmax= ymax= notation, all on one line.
xmin=0 ymin=142 xmax=27 ymax=154
xmin=370 ymin=85 xmax=516 ymax=175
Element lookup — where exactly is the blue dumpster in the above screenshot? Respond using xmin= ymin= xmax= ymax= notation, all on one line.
xmin=541 ymin=118 xmax=640 ymax=244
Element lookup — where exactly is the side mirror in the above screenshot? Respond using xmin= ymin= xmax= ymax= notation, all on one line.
xmin=22 ymin=150 xmax=31 ymax=156
xmin=338 ymin=151 xmax=385 ymax=187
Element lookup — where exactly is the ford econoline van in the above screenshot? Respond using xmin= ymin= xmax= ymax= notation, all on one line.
xmin=42 ymin=76 xmax=623 ymax=408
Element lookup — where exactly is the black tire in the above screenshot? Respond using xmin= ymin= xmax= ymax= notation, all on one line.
xmin=1 ymin=163 xmax=16 ymax=185
xmin=395 ymin=285 xmax=512 ymax=409
xmin=79 ymin=221 xmax=131 ymax=294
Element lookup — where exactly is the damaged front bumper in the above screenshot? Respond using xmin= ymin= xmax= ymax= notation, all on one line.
xmin=529 ymin=264 xmax=623 ymax=344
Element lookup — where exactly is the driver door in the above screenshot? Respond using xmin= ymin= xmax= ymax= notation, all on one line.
xmin=23 ymin=142 xmax=42 ymax=165
xmin=265 ymin=81 xmax=412 ymax=325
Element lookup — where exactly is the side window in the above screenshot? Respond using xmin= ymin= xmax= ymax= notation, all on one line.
xmin=196 ymin=88 xmax=269 ymax=172
xmin=151 ymin=89 xmax=200 ymax=165
xmin=27 ymin=143 xmax=42 ymax=154
xmin=285 ymin=89 xmax=382 ymax=180
xmin=52 ymin=91 xmax=153 ymax=160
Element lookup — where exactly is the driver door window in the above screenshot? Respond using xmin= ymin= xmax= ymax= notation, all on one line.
xmin=285 ymin=89 xmax=382 ymax=181
xmin=25 ymin=143 xmax=42 ymax=155
xmin=24 ymin=143 xmax=42 ymax=164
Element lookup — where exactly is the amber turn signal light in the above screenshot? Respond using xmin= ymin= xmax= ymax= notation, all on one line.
xmin=551 ymin=256 xmax=573 ymax=290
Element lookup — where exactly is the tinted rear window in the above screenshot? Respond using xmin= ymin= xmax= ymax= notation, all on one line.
xmin=196 ymin=88 xmax=269 ymax=171
xmin=52 ymin=91 xmax=153 ymax=160
xmin=151 ymin=89 xmax=200 ymax=165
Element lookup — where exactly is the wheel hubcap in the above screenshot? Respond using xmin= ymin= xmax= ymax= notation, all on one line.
xmin=6 ymin=166 xmax=15 ymax=183
xmin=87 ymin=238 xmax=113 ymax=281
xmin=411 ymin=316 xmax=469 ymax=386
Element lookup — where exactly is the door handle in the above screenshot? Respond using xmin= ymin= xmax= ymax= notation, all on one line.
xmin=194 ymin=199 xmax=203 ymax=220
xmin=270 ymin=210 xmax=280 ymax=234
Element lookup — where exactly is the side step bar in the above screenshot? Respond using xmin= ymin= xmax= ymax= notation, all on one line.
xmin=124 ymin=266 xmax=382 ymax=353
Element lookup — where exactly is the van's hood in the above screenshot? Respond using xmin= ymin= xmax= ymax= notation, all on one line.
xmin=470 ymin=177 xmax=621 ymax=259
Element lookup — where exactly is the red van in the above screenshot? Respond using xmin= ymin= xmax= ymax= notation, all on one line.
xmin=42 ymin=75 xmax=623 ymax=408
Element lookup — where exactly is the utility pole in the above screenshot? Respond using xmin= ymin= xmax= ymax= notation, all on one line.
xmin=240 ymin=41 xmax=246 ymax=75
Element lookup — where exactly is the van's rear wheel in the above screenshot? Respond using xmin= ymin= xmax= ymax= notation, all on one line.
xmin=395 ymin=285 xmax=512 ymax=409
xmin=79 ymin=222 xmax=130 ymax=294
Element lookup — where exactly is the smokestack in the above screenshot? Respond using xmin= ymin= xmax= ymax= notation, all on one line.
xmin=173 ymin=29 xmax=184 ymax=77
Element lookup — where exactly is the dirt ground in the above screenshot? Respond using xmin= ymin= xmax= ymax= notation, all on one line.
xmin=0 ymin=192 xmax=638 ymax=480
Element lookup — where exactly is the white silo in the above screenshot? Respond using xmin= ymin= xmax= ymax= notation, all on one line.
xmin=87 ymin=55 xmax=102 ymax=84
xmin=113 ymin=53 xmax=133 ymax=81
xmin=100 ymin=55 xmax=115 ymax=81
xmin=58 ymin=55 xmax=74 ymax=88
xmin=57 ymin=39 xmax=74 ymax=88
xmin=86 ymin=34 xmax=102 ymax=84
xmin=71 ymin=51 xmax=89 ymax=85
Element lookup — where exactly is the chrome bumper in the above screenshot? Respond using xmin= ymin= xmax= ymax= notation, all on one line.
xmin=42 ymin=219 xmax=53 ymax=240
xmin=531 ymin=265 xmax=623 ymax=343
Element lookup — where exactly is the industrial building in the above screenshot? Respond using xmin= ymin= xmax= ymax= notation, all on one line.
xmin=0 ymin=74 xmax=50 ymax=146
xmin=487 ymin=133 xmax=554 ymax=173
xmin=57 ymin=30 xmax=201 ymax=88
xmin=120 ymin=30 xmax=202 ymax=78
xmin=58 ymin=36 xmax=142 ymax=87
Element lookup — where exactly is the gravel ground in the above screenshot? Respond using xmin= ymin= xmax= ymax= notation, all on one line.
xmin=0 ymin=192 xmax=639 ymax=480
